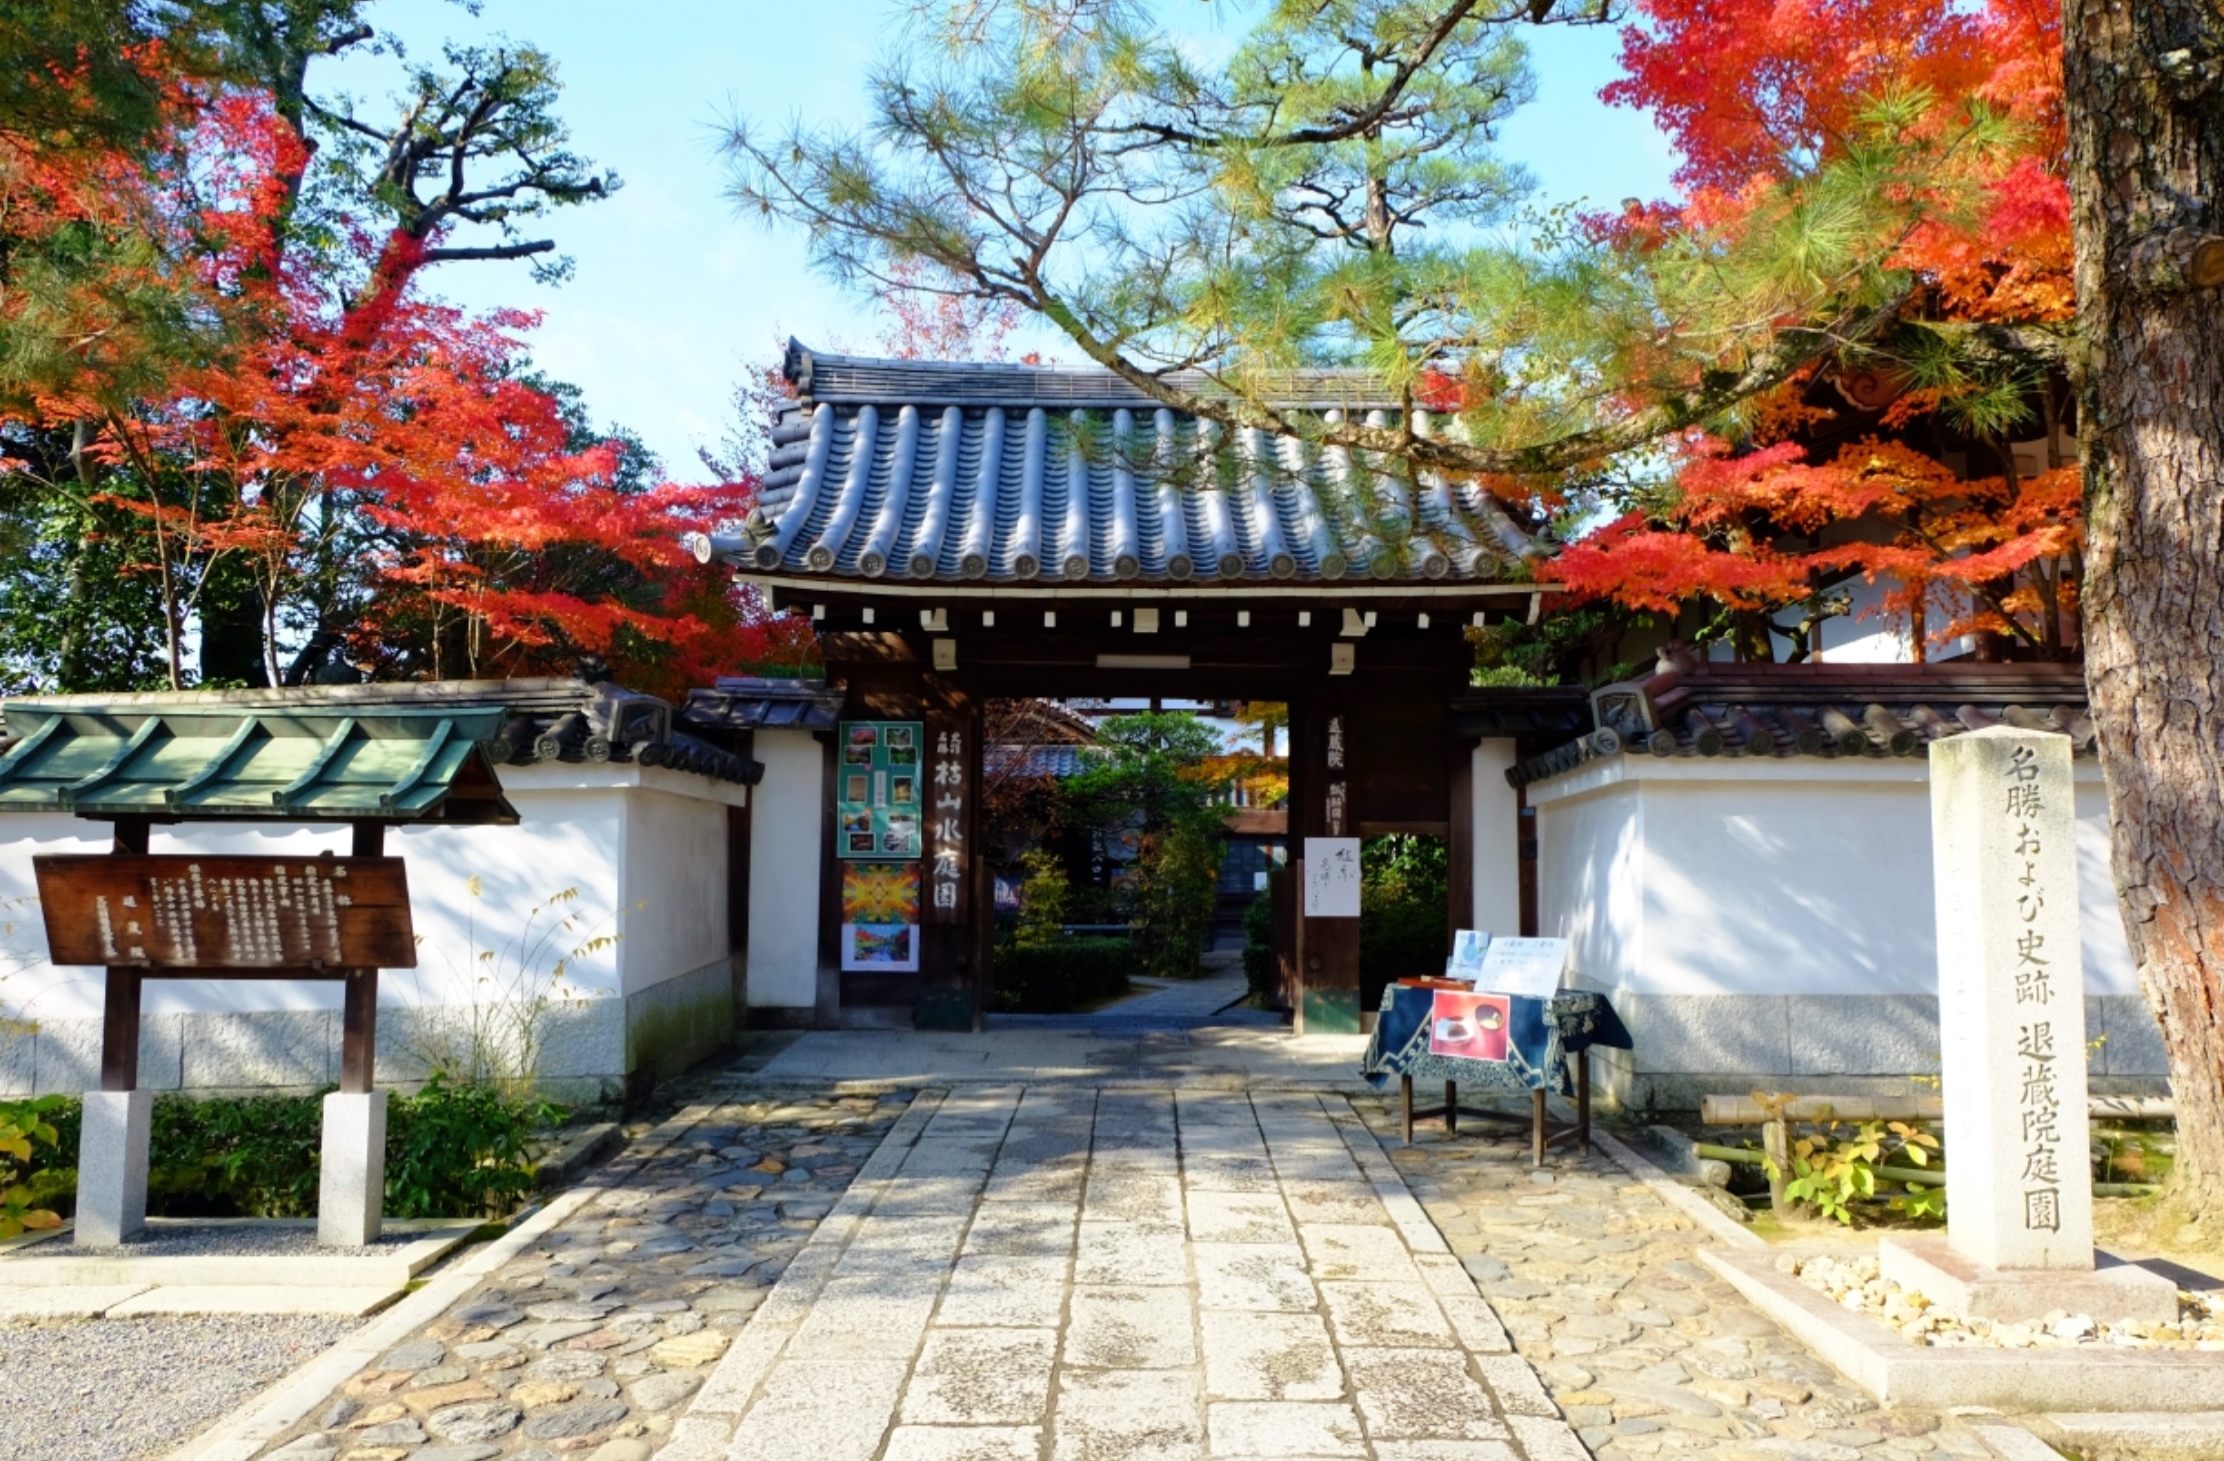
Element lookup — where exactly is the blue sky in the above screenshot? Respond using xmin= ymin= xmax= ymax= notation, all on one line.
xmin=326 ymin=3 xmax=1677 ymax=476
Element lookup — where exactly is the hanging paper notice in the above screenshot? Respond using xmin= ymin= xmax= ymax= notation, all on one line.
xmin=840 ymin=861 xmax=920 ymax=972
xmin=1474 ymin=936 xmax=1568 ymax=998
xmin=1302 ymin=837 xmax=1361 ymax=918
xmin=838 ymin=721 xmax=924 ymax=859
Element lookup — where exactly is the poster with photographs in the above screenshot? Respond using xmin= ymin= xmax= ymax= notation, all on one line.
xmin=840 ymin=862 xmax=920 ymax=973
xmin=838 ymin=720 xmax=924 ymax=859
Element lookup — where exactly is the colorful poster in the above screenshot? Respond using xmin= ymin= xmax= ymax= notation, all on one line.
xmin=838 ymin=721 xmax=924 ymax=859
xmin=841 ymin=862 xmax=920 ymax=972
xmin=1427 ymin=990 xmax=1512 ymax=1061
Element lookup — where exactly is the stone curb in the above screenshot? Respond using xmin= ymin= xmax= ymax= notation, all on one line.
xmin=1699 ymin=1246 xmax=2224 ymax=1412
xmin=1970 ymin=1423 xmax=2069 ymax=1459
xmin=162 ymin=1100 xmax=724 ymax=1461
xmin=2024 ymin=1410 xmax=2224 ymax=1460
xmin=533 ymin=1119 xmax=624 ymax=1190
xmin=1589 ymin=1123 xmax=1767 ymax=1251
xmin=2 ymin=1220 xmax=480 ymax=1291
xmin=687 ymin=1085 xmax=950 ymax=1420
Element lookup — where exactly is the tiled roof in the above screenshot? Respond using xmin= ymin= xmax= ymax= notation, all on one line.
xmin=0 ymin=679 xmax=762 ymax=796
xmin=682 ymin=676 xmax=844 ymax=734
xmin=0 ymin=702 xmax=516 ymax=822
xmin=689 ymin=343 xmax=1539 ymax=589
xmin=1507 ymin=659 xmax=2093 ymax=789
xmin=986 ymin=744 xmax=1093 ymax=780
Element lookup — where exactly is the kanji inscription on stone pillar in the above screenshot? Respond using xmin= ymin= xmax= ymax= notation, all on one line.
xmin=1931 ymin=726 xmax=2092 ymax=1272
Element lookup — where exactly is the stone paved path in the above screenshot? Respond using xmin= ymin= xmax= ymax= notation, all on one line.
xmin=986 ymin=973 xmax=1277 ymax=1032
xmin=251 ymin=1091 xmax=912 ymax=1461
xmin=673 ymin=1084 xmax=1588 ymax=1461
xmin=1353 ymin=1098 xmax=2001 ymax=1461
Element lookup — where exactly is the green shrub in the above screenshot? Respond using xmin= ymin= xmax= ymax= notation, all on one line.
xmin=992 ymin=937 xmax=1134 ymax=1013
xmin=1013 ymin=848 xmax=1071 ymax=950
xmin=151 ymin=1092 xmax=324 ymax=1216
xmin=8 ymin=1079 xmax=560 ymax=1222
xmin=1359 ymin=834 xmax=1450 ymax=1012
xmin=386 ymin=1075 xmax=563 ymax=1219
xmin=1132 ymin=817 xmax=1223 ymax=979
xmin=0 ymin=1095 xmax=68 ymax=1238
xmin=1242 ymin=891 xmax=1278 ymax=1007
xmin=1360 ymin=899 xmax=1446 ymax=1013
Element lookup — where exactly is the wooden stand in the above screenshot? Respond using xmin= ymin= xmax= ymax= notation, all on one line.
xmin=39 ymin=821 xmax=409 ymax=1247
xmin=1398 ymin=1049 xmax=1593 ymax=1166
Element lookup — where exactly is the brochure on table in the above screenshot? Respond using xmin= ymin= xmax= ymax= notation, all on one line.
xmin=1445 ymin=932 xmax=1568 ymax=999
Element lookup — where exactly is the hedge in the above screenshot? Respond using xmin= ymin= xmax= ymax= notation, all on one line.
xmin=1 ymin=1075 xmax=560 ymax=1222
xmin=991 ymin=937 xmax=1134 ymax=1013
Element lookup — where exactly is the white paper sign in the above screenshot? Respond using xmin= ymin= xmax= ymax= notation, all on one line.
xmin=1447 ymin=929 xmax=1491 ymax=980
xmin=1474 ymin=937 xmax=1568 ymax=998
xmin=1302 ymin=837 xmax=1362 ymax=918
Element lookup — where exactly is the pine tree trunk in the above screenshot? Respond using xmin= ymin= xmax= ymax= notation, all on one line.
xmin=2063 ymin=0 xmax=2224 ymax=1223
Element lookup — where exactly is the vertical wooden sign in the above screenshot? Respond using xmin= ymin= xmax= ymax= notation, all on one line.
xmin=926 ymin=712 xmax=971 ymax=925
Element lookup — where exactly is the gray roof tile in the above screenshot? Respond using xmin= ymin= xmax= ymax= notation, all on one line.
xmin=695 ymin=345 xmax=1540 ymax=590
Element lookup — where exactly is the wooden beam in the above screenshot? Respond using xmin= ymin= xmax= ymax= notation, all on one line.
xmin=339 ymin=969 xmax=378 ymax=1094
xmin=99 ymin=967 xmax=141 ymax=1092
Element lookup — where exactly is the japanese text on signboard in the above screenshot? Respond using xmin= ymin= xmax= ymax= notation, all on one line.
xmin=2006 ymin=743 xmax=2060 ymax=1233
xmin=928 ymin=723 xmax=968 ymax=921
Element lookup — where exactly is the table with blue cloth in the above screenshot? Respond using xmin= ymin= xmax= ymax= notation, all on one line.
xmin=1359 ymin=984 xmax=1632 ymax=1160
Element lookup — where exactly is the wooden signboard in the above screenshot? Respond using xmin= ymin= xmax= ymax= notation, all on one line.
xmin=32 ymin=855 xmax=416 ymax=972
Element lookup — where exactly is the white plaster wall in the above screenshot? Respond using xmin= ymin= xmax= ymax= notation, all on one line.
xmin=0 ymin=765 xmax=751 ymax=1025
xmin=614 ymin=787 xmax=731 ymax=994
xmin=1471 ymin=740 xmax=1522 ymax=936
xmin=745 ymin=728 xmax=825 ymax=1010
xmin=1535 ymin=776 xmax=1645 ymax=991
xmin=1533 ymin=759 xmax=2138 ymax=997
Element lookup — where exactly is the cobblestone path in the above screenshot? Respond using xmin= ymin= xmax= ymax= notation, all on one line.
xmin=254 ymin=1090 xmax=912 ymax=1461
xmin=1352 ymin=1100 xmax=2000 ymax=1461
xmin=673 ymin=1085 xmax=1588 ymax=1461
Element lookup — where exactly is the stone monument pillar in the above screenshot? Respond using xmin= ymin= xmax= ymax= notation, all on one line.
xmin=1881 ymin=727 xmax=2173 ymax=1322
xmin=318 ymin=1090 xmax=388 ymax=1247
xmin=75 ymin=1089 xmax=151 ymax=1247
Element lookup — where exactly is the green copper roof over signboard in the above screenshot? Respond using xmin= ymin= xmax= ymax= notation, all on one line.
xmin=0 ymin=703 xmax=517 ymax=823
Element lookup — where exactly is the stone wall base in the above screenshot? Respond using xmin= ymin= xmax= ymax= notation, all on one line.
xmin=1575 ymin=987 xmax=2170 ymax=1116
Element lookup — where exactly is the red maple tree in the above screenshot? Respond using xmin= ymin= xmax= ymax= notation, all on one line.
xmin=1551 ymin=0 xmax=2079 ymax=661
xmin=4 ymin=33 xmax=801 ymax=697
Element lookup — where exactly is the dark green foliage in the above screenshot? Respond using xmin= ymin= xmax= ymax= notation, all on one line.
xmin=150 ymin=1091 xmax=324 ymax=1217
xmin=1241 ymin=890 xmax=1278 ymax=1007
xmin=1469 ymin=606 xmax=1640 ymax=689
xmin=991 ymin=937 xmax=1133 ymax=1013
xmin=6 ymin=1079 xmax=560 ymax=1221
xmin=1130 ymin=817 xmax=1223 ymax=980
xmin=1060 ymin=712 xmax=1227 ymax=833
xmin=991 ymin=710 xmax=1231 ymax=986
xmin=1360 ymin=834 xmax=1450 ymax=1012
xmin=385 ymin=1075 xmax=564 ymax=1220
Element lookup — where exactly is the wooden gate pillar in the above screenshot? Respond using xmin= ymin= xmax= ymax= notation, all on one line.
xmin=917 ymin=692 xmax=981 ymax=1031
xmin=1292 ymin=683 xmax=1361 ymax=1033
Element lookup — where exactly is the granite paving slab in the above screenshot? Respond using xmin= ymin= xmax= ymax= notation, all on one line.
xmin=680 ymin=1084 xmax=1596 ymax=1461
xmin=1349 ymin=1096 xmax=2008 ymax=1460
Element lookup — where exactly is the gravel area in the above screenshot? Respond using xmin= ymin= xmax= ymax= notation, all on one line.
xmin=1352 ymin=1098 xmax=2002 ymax=1460
xmin=0 ymin=1314 xmax=356 ymax=1461
xmin=15 ymin=1221 xmax=427 ymax=1260
xmin=1792 ymin=1251 xmax=2224 ymax=1349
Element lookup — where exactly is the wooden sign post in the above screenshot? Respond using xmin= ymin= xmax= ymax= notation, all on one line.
xmin=33 ymin=845 xmax=416 ymax=1247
